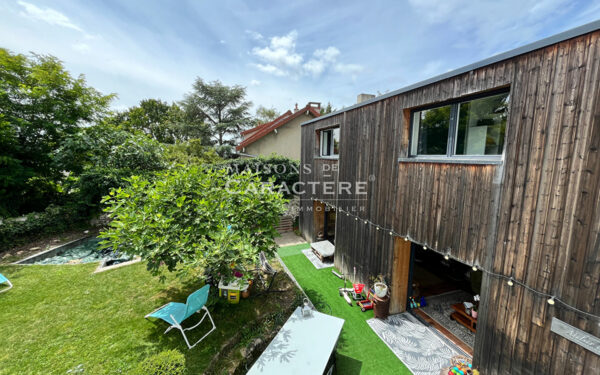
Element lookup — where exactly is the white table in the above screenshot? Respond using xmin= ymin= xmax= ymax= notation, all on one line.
xmin=247 ymin=307 xmax=345 ymax=375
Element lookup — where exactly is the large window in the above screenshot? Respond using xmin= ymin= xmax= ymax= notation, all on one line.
xmin=320 ymin=127 xmax=339 ymax=157
xmin=410 ymin=91 xmax=510 ymax=157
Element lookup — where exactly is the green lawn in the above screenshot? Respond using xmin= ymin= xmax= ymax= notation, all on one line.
xmin=0 ymin=262 xmax=297 ymax=374
xmin=278 ymin=243 xmax=410 ymax=375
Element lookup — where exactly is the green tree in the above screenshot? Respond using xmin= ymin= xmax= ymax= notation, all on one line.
xmin=181 ymin=79 xmax=252 ymax=150
xmin=320 ymin=102 xmax=334 ymax=115
xmin=164 ymin=139 xmax=222 ymax=165
xmin=100 ymin=167 xmax=286 ymax=281
xmin=55 ymin=124 xmax=166 ymax=207
xmin=254 ymin=105 xmax=280 ymax=125
xmin=113 ymin=99 xmax=210 ymax=144
xmin=0 ymin=48 xmax=113 ymax=215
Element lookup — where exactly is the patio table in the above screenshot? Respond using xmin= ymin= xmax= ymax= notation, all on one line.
xmin=247 ymin=306 xmax=345 ymax=375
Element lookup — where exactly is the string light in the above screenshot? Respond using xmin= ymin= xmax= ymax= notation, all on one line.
xmin=308 ymin=201 xmax=600 ymax=320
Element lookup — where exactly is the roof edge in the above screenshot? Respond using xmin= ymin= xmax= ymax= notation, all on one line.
xmin=301 ymin=19 xmax=600 ymax=127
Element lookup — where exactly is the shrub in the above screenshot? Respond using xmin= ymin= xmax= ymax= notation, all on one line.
xmin=0 ymin=204 xmax=88 ymax=251
xmin=133 ymin=350 xmax=186 ymax=375
xmin=216 ymin=155 xmax=299 ymax=198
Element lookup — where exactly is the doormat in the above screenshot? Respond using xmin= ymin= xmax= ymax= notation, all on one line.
xmin=367 ymin=312 xmax=469 ymax=375
xmin=302 ymin=249 xmax=334 ymax=269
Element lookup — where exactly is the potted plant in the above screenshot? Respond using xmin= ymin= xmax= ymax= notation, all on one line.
xmin=471 ymin=304 xmax=478 ymax=319
xmin=371 ymin=274 xmax=388 ymax=298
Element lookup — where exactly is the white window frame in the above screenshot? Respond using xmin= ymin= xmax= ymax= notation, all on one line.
xmin=319 ymin=127 xmax=339 ymax=158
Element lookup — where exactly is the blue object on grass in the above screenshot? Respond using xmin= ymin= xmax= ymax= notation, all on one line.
xmin=145 ymin=284 xmax=216 ymax=349
xmin=0 ymin=273 xmax=13 ymax=293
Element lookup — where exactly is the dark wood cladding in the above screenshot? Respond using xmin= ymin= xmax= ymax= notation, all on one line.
xmin=300 ymin=30 xmax=600 ymax=374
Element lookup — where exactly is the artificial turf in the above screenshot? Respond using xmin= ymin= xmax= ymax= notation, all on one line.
xmin=278 ymin=243 xmax=410 ymax=375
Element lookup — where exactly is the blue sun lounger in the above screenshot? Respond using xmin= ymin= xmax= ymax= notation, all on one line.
xmin=0 ymin=273 xmax=12 ymax=293
xmin=145 ymin=284 xmax=216 ymax=349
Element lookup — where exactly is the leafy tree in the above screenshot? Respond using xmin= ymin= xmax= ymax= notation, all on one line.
xmin=164 ymin=139 xmax=222 ymax=165
xmin=0 ymin=48 xmax=113 ymax=215
xmin=55 ymin=124 xmax=166 ymax=207
xmin=216 ymin=155 xmax=299 ymax=198
xmin=254 ymin=105 xmax=280 ymax=125
xmin=100 ymin=167 xmax=286 ymax=281
xmin=320 ymin=102 xmax=335 ymax=115
xmin=181 ymin=79 xmax=252 ymax=150
xmin=112 ymin=99 xmax=210 ymax=144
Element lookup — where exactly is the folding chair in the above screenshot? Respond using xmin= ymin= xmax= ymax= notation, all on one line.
xmin=0 ymin=273 xmax=12 ymax=294
xmin=145 ymin=285 xmax=216 ymax=349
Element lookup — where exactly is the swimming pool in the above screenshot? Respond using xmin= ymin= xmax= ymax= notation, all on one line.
xmin=16 ymin=237 xmax=132 ymax=265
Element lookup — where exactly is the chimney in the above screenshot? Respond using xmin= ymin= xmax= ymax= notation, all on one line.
xmin=308 ymin=101 xmax=321 ymax=109
xmin=294 ymin=103 xmax=299 ymax=112
xmin=357 ymin=93 xmax=375 ymax=104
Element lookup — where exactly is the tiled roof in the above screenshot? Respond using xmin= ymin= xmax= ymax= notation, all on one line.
xmin=236 ymin=104 xmax=320 ymax=150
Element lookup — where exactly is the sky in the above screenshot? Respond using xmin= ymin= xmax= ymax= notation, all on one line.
xmin=1 ymin=0 xmax=599 ymax=113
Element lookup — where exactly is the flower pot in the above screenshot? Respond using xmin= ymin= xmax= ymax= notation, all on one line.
xmin=241 ymin=280 xmax=252 ymax=299
xmin=471 ymin=310 xmax=478 ymax=319
xmin=374 ymin=282 xmax=388 ymax=298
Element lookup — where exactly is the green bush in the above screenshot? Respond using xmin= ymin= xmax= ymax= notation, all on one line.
xmin=216 ymin=155 xmax=299 ymax=198
xmin=100 ymin=166 xmax=286 ymax=281
xmin=0 ymin=204 xmax=87 ymax=251
xmin=133 ymin=350 xmax=186 ymax=375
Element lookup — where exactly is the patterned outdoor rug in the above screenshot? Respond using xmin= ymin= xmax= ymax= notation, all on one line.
xmin=367 ymin=312 xmax=467 ymax=375
xmin=420 ymin=290 xmax=475 ymax=348
xmin=301 ymin=248 xmax=334 ymax=269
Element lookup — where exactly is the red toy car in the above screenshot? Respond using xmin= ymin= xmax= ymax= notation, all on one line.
xmin=357 ymin=288 xmax=375 ymax=312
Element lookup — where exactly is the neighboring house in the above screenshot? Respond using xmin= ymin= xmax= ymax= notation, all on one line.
xmin=236 ymin=102 xmax=321 ymax=159
xmin=300 ymin=21 xmax=600 ymax=374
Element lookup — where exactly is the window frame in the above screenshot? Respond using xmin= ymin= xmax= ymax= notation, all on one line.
xmin=318 ymin=126 xmax=340 ymax=158
xmin=408 ymin=88 xmax=510 ymax=162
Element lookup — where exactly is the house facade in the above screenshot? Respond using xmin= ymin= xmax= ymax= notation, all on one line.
xmin=299 ymin=21 xmax=600 ymax=374
xmin=236 ymin=102 xmax=321 ymax=159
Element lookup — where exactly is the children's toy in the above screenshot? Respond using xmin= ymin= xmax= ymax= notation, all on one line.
xmin=337 ymin=255 xmax=353 ymax=307
xmin=339 ymin=267 xmax=364 ymax=302
xmin=357 ymin=288 xmax=375 ymax=312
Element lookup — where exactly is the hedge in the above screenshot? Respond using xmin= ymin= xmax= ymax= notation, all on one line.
xmin=0 ymin=204 xmax=88 ymax=251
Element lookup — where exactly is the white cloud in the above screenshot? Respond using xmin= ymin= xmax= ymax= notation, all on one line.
xmin=219 ymin=39 xmax=226 ymax=44
xmin=249 ymin=79 xmax=261 ymax=86
xmin=314 ymin=47 xmax=340 ymax=62
xmin=303 ymin=59 xmax=326 ymax=76
xmin=252 ymin=30 xmax=303 ymax=75
xmin=245 ymin=30 xmax=263 ymax=41
xmin=251 ymin=31 xmax=362 ymax=78
xmin=253 ymin=63 xmax=287 ymax=77
xmin=18 ymin=1 xmax=83 ymax=32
